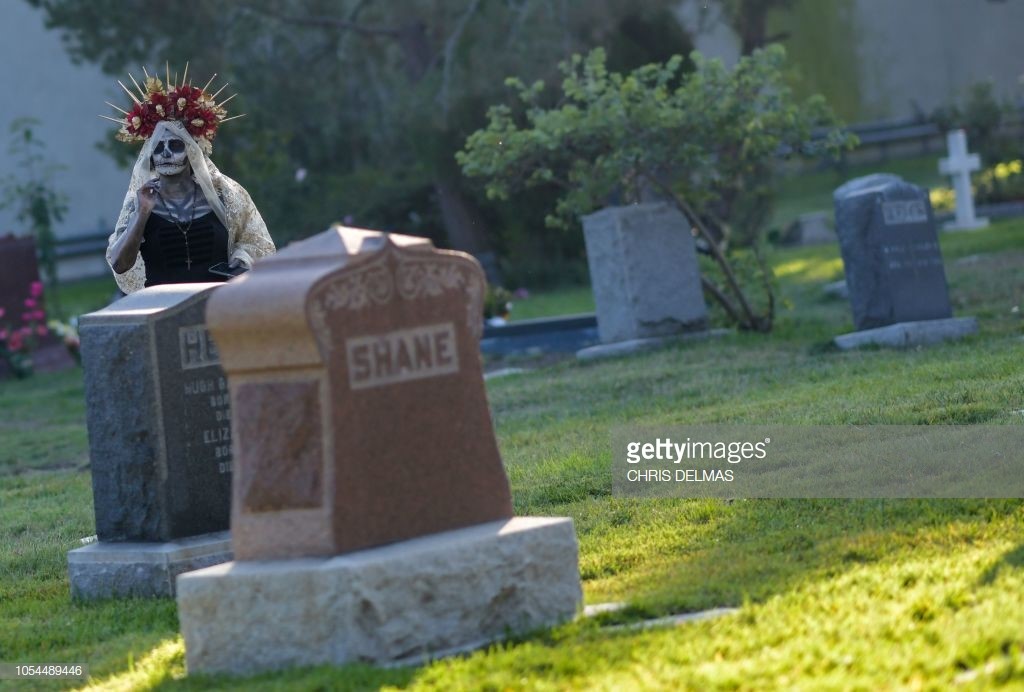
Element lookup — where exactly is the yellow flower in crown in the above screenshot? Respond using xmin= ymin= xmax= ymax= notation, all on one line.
xmin=100 ymin=62 xmax=243 ymax=153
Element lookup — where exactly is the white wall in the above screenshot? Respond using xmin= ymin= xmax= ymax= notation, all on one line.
xmin=680 ymin=0 xmax=1024 ymax=120
xmin=0 ymin=1 xmax=129 ymax=241
xmin=855 ymin=0 xmax=1024 ymax=117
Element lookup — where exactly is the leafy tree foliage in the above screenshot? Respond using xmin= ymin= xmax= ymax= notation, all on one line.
xmin=459 ymin=45 xmax=854 ymax=331
xmin=28 ymin=0 xmax=692 ymax=284
xmin=715 ymin=0 xmax=796 ymax=55
xmin=1 ymin=118 xmax=67 ymax=315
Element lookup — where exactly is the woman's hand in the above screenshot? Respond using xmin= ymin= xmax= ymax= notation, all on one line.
xmin=112 ymin=182 xmax=157 ymax=274
xmin=136 ymin=180 xmax=159 ymax=217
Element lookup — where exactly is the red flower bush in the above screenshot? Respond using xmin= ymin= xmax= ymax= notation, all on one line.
xmin=0 ymin=280 xmax=47 ymax=378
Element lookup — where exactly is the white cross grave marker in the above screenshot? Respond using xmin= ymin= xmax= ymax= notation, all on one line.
xmin=938 ymin=129 xmax=989 ymax=231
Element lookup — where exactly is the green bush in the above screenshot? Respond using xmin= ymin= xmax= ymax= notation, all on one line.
xmin=459 ymin=45 xmax=854 ymax=331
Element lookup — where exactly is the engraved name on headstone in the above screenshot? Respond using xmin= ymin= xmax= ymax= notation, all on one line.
xmin=207 ymin=227 xmax=514 ymax=560
xmin=833 ymin=175 xmax=952 ymax=331
xmin=80 ymin=284 xmax=232 ymax=542
xmin=179 ymin=227 xmax=581 ymax=674
xmin=345 ymin=322 xmax=459 ymax=389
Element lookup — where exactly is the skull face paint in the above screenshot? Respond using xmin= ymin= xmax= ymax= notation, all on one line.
xmin=152 ymin=133 xmax=188 ymax=176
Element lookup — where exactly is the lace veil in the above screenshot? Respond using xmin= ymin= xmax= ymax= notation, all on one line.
xmin=107 ymin=120 xmax=275 ymax=294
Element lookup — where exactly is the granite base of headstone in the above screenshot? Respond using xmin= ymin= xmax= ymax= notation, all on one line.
xmin=831 ymin=174 xmax=977 ymax=349
xmin=179 ymin=518 xmax=578 ymax=674
xmin=833 ymin=316 xmax=978 ymax=351
xmin=176 ymin=226 xmax=582 ymax=674
xmin=576 ymin=328 xmax=731 ymax=362
xmin=68 ymin=284 xmax=235 ymax=600
xmin=578 ymin=203 xmax=709 ymax=360
xmin=68 ymin=531 xmax=231 ymax=600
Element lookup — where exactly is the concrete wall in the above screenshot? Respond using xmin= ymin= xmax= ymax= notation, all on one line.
xmin=0 ymin=2 xmax=128 ymax=244
xmin=855 ymin=0 xmax=1024 ymax=118
xmin=680 ymin=0 xmax=1024 ymax=120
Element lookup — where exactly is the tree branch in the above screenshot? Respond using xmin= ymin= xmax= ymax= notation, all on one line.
xmin=750 ymin=242 xmax=775 ymax=331
xmin=645 ymin=175 xmax=761 ymax=330
xmin=438 ymin=0 xmax=482 ymax=118
xmin=701 ymin=275 xmax=742 ymax=326
xmin=242 ymin=3 xmax=401 ymax=39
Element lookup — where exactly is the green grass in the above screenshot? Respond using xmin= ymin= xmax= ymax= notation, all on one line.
xmin=51 ymin=276 xmax=119 ymax=320
xmin=505 ymin=152 xmax=954 ymax=323
xmin=3 ymin=220 xmax=1024 ymax=689
xmin=507 ymin=285 xmax=595 ymax=322
xmin=771 ymin=153 xmax=948 ymax=231
xmin=510 ymin=210 xmax=1024 ymax=328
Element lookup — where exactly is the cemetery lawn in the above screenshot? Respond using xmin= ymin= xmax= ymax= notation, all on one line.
xmin=771 ymin=154 xmax=946 ymax=230
xmin=3 ymin=220 xmax=1024 ymax=690
xmin=507 ymin=285 xmax=595 ymax=322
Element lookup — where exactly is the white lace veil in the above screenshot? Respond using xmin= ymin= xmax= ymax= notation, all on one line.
xmin=107 ymin=120 xmax=276 ymax=294
xmin=115 ymin=120 xmax=228 ymax=231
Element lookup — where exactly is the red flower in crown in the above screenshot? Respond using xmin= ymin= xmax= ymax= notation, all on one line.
xmin=103 ymin=63 xmax=243 ymax=152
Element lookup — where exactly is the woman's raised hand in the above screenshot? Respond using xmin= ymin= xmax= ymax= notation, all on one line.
xmin=136 ymin=180 xmax=159 ymax=216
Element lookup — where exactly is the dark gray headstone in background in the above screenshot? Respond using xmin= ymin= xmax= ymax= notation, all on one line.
xmin=80 ymin=284 xmax=232 ymax=542
xmin=833 ymin=175 xmax=952 ymax=331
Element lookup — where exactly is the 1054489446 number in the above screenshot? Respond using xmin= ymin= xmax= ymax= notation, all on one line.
xmin=1 ymin=664 xmax=88 ymax=679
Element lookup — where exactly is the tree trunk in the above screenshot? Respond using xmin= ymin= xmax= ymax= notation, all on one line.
xmin=433 ymin=174 xmax=502 ymax=284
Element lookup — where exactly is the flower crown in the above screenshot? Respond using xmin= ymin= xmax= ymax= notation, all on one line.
xmin=100 ymin=63 xmax=243 ymax=153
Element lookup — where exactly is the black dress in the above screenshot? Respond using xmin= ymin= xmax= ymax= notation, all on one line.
xmin=140 ymin=212 xmax=230 ymax=287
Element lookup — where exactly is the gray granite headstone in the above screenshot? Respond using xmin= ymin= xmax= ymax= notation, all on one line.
xmin=833 ymin=175 xmax=952 ymax=331
xmin=79 ymin=284 xmax=232 ymax=542
xmin=581 ymin=202 xmax=707 ymax=344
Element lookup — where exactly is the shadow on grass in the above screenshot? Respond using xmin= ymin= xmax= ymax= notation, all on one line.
xmin=977 ymin=543 xmax=1024 ymax=586
xmin=569 ymin=497 xmax=1024 ymax=620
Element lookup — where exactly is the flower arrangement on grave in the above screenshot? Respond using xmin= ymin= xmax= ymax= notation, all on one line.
xmin=483 ymin=285 xmax=513 ymax=323
xmin=0 ymin=280 xmax=48 ymax=378
xmin=930 ymin=159 xmax=1024 ymax=213
xmin=47 ymin=317 xmax=81 ymax=364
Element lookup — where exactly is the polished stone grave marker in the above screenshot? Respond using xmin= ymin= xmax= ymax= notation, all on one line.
xmin=176 ymin=226 xmax=582 ymax=674
xmin=67 ymin=284 xmax=233 ymax=599
xmin=832 ymin=174 xmax=976 ymax=349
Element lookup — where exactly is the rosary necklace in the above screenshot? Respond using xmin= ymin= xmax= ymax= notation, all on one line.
xmin=156 ymin=180 xmax=199 ymax=269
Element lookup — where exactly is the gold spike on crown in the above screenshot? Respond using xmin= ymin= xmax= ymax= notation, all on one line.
xmin=100 ymin=62 xmax=245 ymax=152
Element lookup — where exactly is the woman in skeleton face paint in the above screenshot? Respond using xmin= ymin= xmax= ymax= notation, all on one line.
xmin=104 ymin=68 xmax=275 ymax=292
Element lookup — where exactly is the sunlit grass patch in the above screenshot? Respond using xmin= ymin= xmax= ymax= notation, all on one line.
xmin=2 ymin=218 xmax=1024 ymax=688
